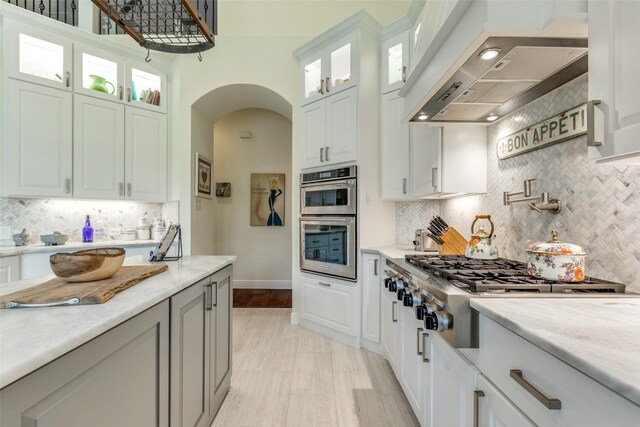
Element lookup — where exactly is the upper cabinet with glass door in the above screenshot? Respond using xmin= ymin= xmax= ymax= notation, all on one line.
xmin=5 ymin=20 xmax=73 ymax=91
xmin=125 ymin=61 xmax=167 ymax=113
xmin=382 ymin=31 xmax=409 ymax=93
xmin=74 ymin=44 xmax=125 ymax=102
xmin=300 ymin=32 xmax=358 ymax=106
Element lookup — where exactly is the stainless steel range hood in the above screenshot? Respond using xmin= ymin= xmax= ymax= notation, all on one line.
xmin=410 ymin=37 xmax=588 ymax=123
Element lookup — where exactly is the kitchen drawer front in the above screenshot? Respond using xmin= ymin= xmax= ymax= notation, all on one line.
xmin=300 ymin=273 xmax=357 ymax=337
xmin=477 ymin=315 xmax=640 ymax=427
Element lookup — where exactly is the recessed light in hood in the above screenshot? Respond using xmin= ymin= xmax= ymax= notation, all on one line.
xmin=411 ymin=37 xmax=588 ymax=123
xmin=479 ymin=48 xmax=501 ymax=60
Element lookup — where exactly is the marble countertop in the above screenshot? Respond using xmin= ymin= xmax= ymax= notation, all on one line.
xmin=0 ymin=239 xmax=161 ymax=257
xmin=362 ymin=244 xmax=437 ymax=260
xmin=471 ymin=298 xmax=640 ymax=406
xmin=0 ymin=255 xmax=236 ymax=389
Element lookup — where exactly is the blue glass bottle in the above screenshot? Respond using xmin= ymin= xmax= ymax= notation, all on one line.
xmin=82 ymin=215 xmax=94 ymax=243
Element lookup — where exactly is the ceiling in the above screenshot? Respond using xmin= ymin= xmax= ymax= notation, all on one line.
xmin=216 ymin=0 xmax=413 ymax=36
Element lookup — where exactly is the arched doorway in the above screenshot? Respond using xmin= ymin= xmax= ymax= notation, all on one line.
xmin=190 ymin=84 xmax=293 ymax=298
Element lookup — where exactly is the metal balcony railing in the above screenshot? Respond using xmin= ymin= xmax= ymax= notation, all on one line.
xmin=3 ymin=0 xmax=78 ymax=26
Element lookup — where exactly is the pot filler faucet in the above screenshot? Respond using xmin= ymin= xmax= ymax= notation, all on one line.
xmin=503 ymin=178 xmax=562 ymax=214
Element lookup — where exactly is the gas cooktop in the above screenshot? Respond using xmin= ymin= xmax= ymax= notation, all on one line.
xmin=405 ymin=254 xmax=626 ymax=294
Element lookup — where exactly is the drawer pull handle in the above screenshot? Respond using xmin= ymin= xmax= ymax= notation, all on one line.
xmin=318 ymin=282 xmax=331 ymax=287
xmin=510 ymin=369 xmax=561 ymax=410
xmin=422 ymin=332 xmax=429 ymax=362
xmin=392 ymin=301 xmax=397 ymax=322
xmin=473 ymin=390 xmax=485 ymax=427
xmin=416 ymin=327 xmax=423 ymax=355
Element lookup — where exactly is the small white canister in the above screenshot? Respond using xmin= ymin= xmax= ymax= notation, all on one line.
xmin=121 ymin=228 xmax=137 ymax=241
xmin=152 ymin=226 xmax=166 ymax=240
xmin=136 ymin=226 xmax=151 ymax=240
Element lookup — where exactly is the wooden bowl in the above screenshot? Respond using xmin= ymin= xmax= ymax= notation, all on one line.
xmin=50 ymin=248 xmax=125 ymax=282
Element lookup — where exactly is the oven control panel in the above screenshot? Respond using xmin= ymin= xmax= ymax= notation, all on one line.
xmin=301 ymin=165 xmax=356 ymax=184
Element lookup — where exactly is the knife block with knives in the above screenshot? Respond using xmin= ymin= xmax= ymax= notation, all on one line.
xmin=428 ymin=216 xmax=468 ymax=256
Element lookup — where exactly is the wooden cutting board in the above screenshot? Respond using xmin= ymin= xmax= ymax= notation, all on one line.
xmin=0 ymin=265 xmax=168 ymax=309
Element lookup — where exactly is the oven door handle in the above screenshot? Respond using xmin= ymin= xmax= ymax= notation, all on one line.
xmin=298 ymin=217 xmax=353 ymax=222
xmin=299 ymin=180 xmax=355 ymax=189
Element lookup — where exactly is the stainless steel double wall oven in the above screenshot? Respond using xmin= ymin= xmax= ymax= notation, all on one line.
xmin=299 ymin=166 xmax=357 ymax=281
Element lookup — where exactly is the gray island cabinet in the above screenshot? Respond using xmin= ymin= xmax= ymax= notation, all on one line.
xmin=0 ymin=257 xmax=234 ymax=427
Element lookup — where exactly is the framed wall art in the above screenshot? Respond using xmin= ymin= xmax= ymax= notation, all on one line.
xmin=195 ymin=153 xmax=212 ymax=198
xmin=216 ymin=182 xmax=231 ymax=197
xmin=250 ymin=173 xmax=285 ymax=226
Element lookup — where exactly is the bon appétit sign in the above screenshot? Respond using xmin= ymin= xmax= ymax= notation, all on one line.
xmin=497 ymin=104 xmax=587 ymax=160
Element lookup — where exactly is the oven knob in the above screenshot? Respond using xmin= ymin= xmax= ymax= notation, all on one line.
xmin=403 ymin=292 xmax=413 ymax=307
xmin=384 ymin=277 xmax=392 ymax=289
xmin=397 ymin=288 xmax=406 ymax=301
xmin=425 ymin=311 xmax=453 ymax=332
xmin=388 ymin=280 xmax=397 ymax=292
xmin=416 ymin=303 xmax=427 ymax=320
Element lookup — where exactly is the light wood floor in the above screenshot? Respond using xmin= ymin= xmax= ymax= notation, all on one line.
xmin=212 ymin=308 xmax=420 ymax=427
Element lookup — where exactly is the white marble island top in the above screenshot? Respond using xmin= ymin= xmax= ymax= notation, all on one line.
xmin=0 ymin=255 xmax=236 ymax=389
xmin=471 ymin=298 xmax=640 ymax=406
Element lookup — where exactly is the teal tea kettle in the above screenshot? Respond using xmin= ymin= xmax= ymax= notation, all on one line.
xmin=88 ymin=74 xmax=115 ymax=94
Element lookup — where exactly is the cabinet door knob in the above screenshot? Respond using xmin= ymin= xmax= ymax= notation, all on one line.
xmin=325 ymin=77 xmax=330 ymax=93
xmin=403 ymin=178 xmax=407 ymax=195
xmin=127 ymin=88 xmax=132 ymax=102
xmin=65 ymin=71 xmax=70 ymax=87
xmin=319 ymin=79 xmax=324 ymax=94
xmin=320 ymin=147 xmax=324 ymax=162
xmin=325 ymin=146 xmax=330 ymax=162
xmin=402 ymin=65 xmax=407 ymax=83
xmin=432 ymin=167 xmax=438 ymax=190
xmin=119 ymin=85 xmax=124 ymax=100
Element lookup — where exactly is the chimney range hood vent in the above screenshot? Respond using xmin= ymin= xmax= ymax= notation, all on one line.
xmin=411 ymin=37 xmax=588 ymax=123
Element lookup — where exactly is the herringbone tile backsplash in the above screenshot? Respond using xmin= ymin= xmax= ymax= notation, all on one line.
xmin=397 ymin=75 xmax=640 ymax=292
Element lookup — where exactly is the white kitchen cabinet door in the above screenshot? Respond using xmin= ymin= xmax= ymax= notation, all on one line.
xmin=382 ymin=31 xmax=409 ymax=93
xmin=210 ymin=268 xmax=232 ymax=417
xmin=5 ymin=19 xmax=73 ymax=91
xmin=300 ymin=273 xmax=358 ymax=337
xmin=74 ymin=95 xmax=125 ymax=199
xmin=300 ymin=53 xmax=325 ymax=106
xmin=125 ymin=107 xmax=167 ymax=201
xmin=125 ymin=61 xmax=167 ymax=114
xmin=410 ymin=125 xmax=442 ymax=198
xmin=399 ymin=305 xmax=426 ymax=422
xmin=429 ymin=332 xmax=477 ymax=427
xmin=326 ymin=32 xmax=358 ymax=96
xmin=325 ymin=86 xmax=358 ymax=165
xmin=300 ymin=100 xmax=327 ymax=169
xmin=0 ymin=256 xmax=21 ymax=285
xmin=381 ymin=91 xmax=410 ymax=200
xmin=381 ymin=287 xmax=400 ymax=375
xmin=74 ymin=43 xmax=125 ymax=103
xmin=475 ymin=375 xmax=535 ymax=427
xmin=361 ymin=253 xmax=381 ymax=343
xmin=588 ymin=0 xmax=640 ymax=164
xmin=4 ymin=80 xmax=73 ymax=198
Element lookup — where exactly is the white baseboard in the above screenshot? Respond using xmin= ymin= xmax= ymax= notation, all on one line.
xmin=233 ymin=280 xmax=292 ymax=289
xmin=299 ymin=318 xmax=360 ymax=348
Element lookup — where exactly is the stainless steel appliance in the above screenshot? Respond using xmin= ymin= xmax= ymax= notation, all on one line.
xmin=299 ymin=166 xmax=357 ymax=281
xmin=412 ymin=229 xmax=438 ymax=252
xmin=384 ymin=254 xmax=630 ymax=348
xmin=299 ymin=216 xmax=356 ymax=280
xmin=300 ymin=166 xmax=357 ymax=216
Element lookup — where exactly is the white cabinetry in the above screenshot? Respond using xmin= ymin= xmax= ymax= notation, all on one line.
xmin=399 ymin=304 xmax=427 ymax=423
xmin=382 ymin=31 xmax=409 ymax=93
xmin=381 ymin=284 xmax=400 ymax=375
xmin=299 ymin=32 xmax=358 ymax=106
xmin=300 ymin=87 xmax=357 ymax=169
xmin=428 ymin=332 xmax=477 ymax=427
xmin=300 ymin=273 xmax=358 ymax=340
xmin=475 ymin=375 xmax=535 ymax=427
xmin=3 ymin=80 xmax=73 ymax=198
xmin=412 ymin=125 xmax=487 ymax=198
xmin=5 ymin=20 xmax=73 ymax=91
xmin=381 ymin=91 xmax=410 ymax=199
xmin=125 ymin=107 xmax=168 ymax=201
xmin=588 ymin=0 xmax=640 ymax=164
xmin=361 ymin=253 xmax=381 ymax=344
xmin=74 ymin=96 xmax=167 ymax=201
xmin=74 ymin=95 xmax=126 ymax=199
xmin=476 ymin=315 xmax=640 ymax=427
xmin=0 ymin=256 xmax=21 ymax=284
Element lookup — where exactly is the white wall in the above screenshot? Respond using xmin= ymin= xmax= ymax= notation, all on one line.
xmin=190 ymin=107 xmax=215 ymax=255
xmin=213 ymin=108 xmax=292 ymax=288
